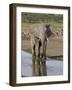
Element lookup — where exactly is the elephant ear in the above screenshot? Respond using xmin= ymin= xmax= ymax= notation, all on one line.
xmin=45 ymin=24 xmax=53 ymax=38
xmin=39 ymin=39 xmax=42 ymax=47
xmin=45 ymin=24 xmax=50 ymax=29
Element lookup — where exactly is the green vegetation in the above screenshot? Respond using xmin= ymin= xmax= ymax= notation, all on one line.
xmin=21 ymin=13 xmax=63 ymax=32
xmin=22 ymin=13 xmax=63 ymax=23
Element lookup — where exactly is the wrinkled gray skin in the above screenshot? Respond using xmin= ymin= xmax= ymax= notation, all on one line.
xmin=31 ymin=24 xmax=54 ymax=76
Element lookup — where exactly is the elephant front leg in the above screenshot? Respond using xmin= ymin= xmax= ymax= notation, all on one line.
xmin=43 ymin=40 xmax=47 ymax=60
xmin=40 ymin=41 xmax=47 ymax=76
xmin=35 ymin=42 xmax=41 ymax=76
xmin=32 ymin=45 xmax=36 ymax=76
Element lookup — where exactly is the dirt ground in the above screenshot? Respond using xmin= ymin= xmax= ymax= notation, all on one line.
xmin=21 ymin=36 xmax=63 ymax=58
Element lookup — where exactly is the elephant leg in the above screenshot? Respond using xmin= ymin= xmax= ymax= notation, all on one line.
xmin=32 ymin=45 xmax=36 ymax=76
xmin=35 ymin=40 xmax=41 ymax=76
xmin=40 ymin=40 xmax=47 ymax=76
xmin=43 ymin=40 xmax=47 ymax=59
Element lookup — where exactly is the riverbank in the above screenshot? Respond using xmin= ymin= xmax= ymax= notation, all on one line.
xmin=22 ymin=36 xmax=63 ymax=59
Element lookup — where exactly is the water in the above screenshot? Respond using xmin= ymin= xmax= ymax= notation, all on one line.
xmin=21 ymin=50 xmax=63 ymax=77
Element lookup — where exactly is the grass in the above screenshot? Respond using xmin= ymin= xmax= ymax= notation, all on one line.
xmin=22 ymin=13 xmax=63 ymax=24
